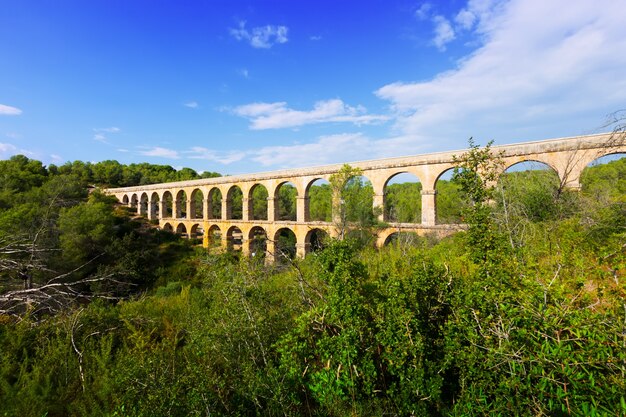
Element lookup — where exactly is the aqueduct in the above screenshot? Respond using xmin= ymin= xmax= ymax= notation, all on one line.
xmin=106 ymin=133 xmax=624 ymax=261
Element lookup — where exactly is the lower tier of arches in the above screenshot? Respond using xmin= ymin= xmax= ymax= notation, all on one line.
xmin=159 ymin=219 xmax=463 ymax=262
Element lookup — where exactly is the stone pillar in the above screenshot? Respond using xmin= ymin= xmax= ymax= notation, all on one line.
xmin=222 ymin=198 xmax=230 ymax=220
xmin=202 ymin=199 xmax=209 ymax=220
xmin=148 ymin=201 xmax=157 ymax=220
xmin=421 ymin=189 xmax=437 ymax=226
xmin=242 ymin=198 xmax=251 ymax=221
xmin=296 ymin=243 xmax=307 ymax=259
xmin=241 ymin=237 xmax=251 ymax=257
xmin=373 ymin=193 xmax=385 ymax=222
xmin=159 ymin=200 xmax=167 ymax=219
xmin=331 ymin=189 xmax=342 ymax=225
xmin=297 ymin=197 xmax=310 ymax=223
xmin=173 ymin=198 xmax=181 ymax=219
xmin=139 ymin=200 xmax=147 ymax=216
xmin=265 ymin=239 xmax=275 ymax=265
xmin=186 ymin=199 xmax=193 ymax=219
xmin=267 ymin=197 xmax=277 ymax=222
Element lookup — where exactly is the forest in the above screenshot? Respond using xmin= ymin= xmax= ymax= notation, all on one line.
xmin=0 ymin=142 xmax=624 ymax=416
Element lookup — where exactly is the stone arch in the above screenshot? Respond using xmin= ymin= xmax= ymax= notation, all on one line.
xmin=383 ymin=172 xmax=422 ymax=223
xmin=434 ymin=167 xmax=464 ymax=224
xmin=249 ymin=184 xmax=269 ymax=220
xmin=175 ymin=223 xmax=187 ymax=237
xmin=190 ymin=188 xmax=204 ymax=219
xmin=226 ymin=185 xmax=243 ymax=220
xmin=382 ymin=231 xmax=421 ymax=246
xmin=207 ymin=224 xmax=222 ymax=248
xmin=305 ymin=178 xmax=332 ymax=222
xmin=498 ymin=160 xmax=564 ymax=223
xmin=226 ymin=225 xmax=243 ymax=251
xmin=502 ymin=159 xmax=558 ymax=176
xmin=162 ymin=222 xmax=173 ymax=232
xmin=190 ymin=223 xmax=203 ymax=240
xmin=161 ymin=191 xmax=173 ymax=218
xmin=122 ymin=194 xmax=129 ymax=205
xmin=130 ymin=193 xmax=139 ymax=210
xmin=274 ymin=227 xmax=297 ymax=262
xmin=304 ymin=228 xmax=328 ymax=255
xmin=248 ymin=226 xmax=268 ymax=259
xmin=175 ymin=190 xmax=187 ymax=218
xmin=149 ymin=192 xmax=160 ymax=219
xmin=341 ymin=173 xmax=375 ymax=225
xmin=580 ymin=152 xmax=625 ymax=200
xmin=207 ymin=187 xmax=222 ymax=219
xmin=274 ymin=181 xmax=298 ymax=221
xmin=139 ymin=192 xmax=149 ymax=216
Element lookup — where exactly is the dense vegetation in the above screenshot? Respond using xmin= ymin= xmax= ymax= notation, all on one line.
xmin=0 ymin=148 xmax=624 ymax=416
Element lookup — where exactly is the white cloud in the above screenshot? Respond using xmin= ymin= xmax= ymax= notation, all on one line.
xmin=238 ymin=68 xmax=250 ymax=79
xmin=49 ymin=154 xmax=63 ymax=163
xmin=0 ymin=142 xmax=34 ymax=158
xmin=5 ymin=132 xmax=21 ymax=139
xmin=232 ymin=99 xmax=390 ymax=130
xmin=415 ymin=3 xmax=432 ymax=20
xmin=185 ymin=147 xmax=246 ymax=164
xmin=93 ymin=127 xmax=120 ymax=143
xmin=184 ymin=101 xmax=198 ymax=109
xmin=376 ymin=0 xmax=626 ymax=142
xmin=139 ymin=147 xmax=180 ymax=159
xmin=432 ymin=15 xmax=455 ymax=50
xmin=230 ymin=21 xmax=288 ymax=49
xmin=310 ymin=35 xmax=322 ymax=41
xmin=0 ymin=104 xmax=22 ymax=116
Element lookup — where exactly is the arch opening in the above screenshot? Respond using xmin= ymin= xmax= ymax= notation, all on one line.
xmin=122 ymin=195 xmax=129 ymax=205
xmin=162 ymin=191 xmax=173 ymax=218
xmin=190 ymin=189 xmax=204 ymax=219
xmin=383 ymin=231 xmax=421 ymax=246
xmin=580 ymin=153 xmax=625 ymax=202
xmin=248 ymin=226 xmax=267 ymax=260
xmin=190 ymin=224 xmax=203 ymax=241
xmin=226 ymin=226 xmax=243 ymax=252
xmin=384 ymin=172 xmax=422 ymax=223
xmin=162 ymin=223 xmax=173 ymax=233
xmin=175 ymin=223 xmax=188 ymax=237
xmin=275 ymin=182 xmax=297 ymax=221
xmin=139 ymin=193 xmax=149 ymax=216
xmin=150 ymin=192 xmax=160 ymax=219
xmin=207 ymin=225 xmax=222 ymax=249
xmin=274 ymin=227 xmax=297 ymax=263
xmin=306 ymin=178 xmax=332 ymax=222
xmin=498 ymin=160 xmax=562 ymax=222
xmin=227 ymin=186 xmax=243 ymax=220
xmin=130 ymin=194 xmax=138 ymax=209
xmin=342 ymin=175 xmax=375 ymax=226
xmin=208 ymin=188 xmax=222 ymax=219
xmin=305 ymin=228 xmax=328 ymax=254
xmin=175 ymin=190 xmax=187 ymax=219
xmin=435 ymin=168 xmax=464 ymax=224
xmin=250 ymin=184 xmax=269 ymax=220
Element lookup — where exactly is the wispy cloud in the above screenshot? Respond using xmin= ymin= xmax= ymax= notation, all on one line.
xmin=184 ymin=101 xmax=199 ymax=109
xmin=92 ymin=127 xmax=121 ymax=144
xmin=138 ymin=146 xmax=180 ymax=159
xmin=229 ymin=21 xmax=288 ymax=49
xmin=432 ymin=15 xmax=455 ymax=50
xmin=232 ymin=99 xmax=390 ymax=130
xmin=237 ymin=68 xmax=250 ymax=79
xmin=185 ymin=147 xmax=246 ymax=164
xmin=310 ymin=35 xmax=322 ymax=41
xmin=49 ymin=154 xmax=63 ymax=163
xmin=0 ymin=104 xmax=22 ymax=116
xmin=0 ymin=142 xmax=33 ymax=158
xmin=377 ymin=0 xmax=626 ymax=141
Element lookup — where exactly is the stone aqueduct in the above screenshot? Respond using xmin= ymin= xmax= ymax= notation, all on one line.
xmin=106 ymin=133 xmax=624 ymax=260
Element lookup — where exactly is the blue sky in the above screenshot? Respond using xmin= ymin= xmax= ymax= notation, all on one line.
xmin=1 ymin=0 xmax=626 ymax=174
